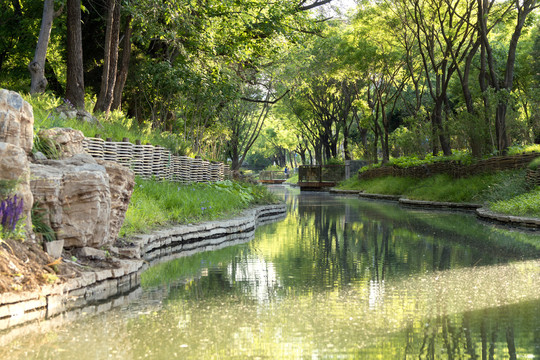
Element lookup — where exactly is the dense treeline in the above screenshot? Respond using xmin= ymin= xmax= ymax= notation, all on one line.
xmin=1 ymin=0 xmax=539 ymax=170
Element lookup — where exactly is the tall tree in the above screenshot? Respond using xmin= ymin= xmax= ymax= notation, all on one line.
xmin=478 ymin=0 xmax=539 ymax=153
xmin=403 ymin=0 xmax=477 ymax=156
xmin=65 ymin=0 xmax=85 ymax=108
xmin=28 ymin=0 xmax=63 ymax=94
xmin=94 ymin=0 xmax=121 ymax=116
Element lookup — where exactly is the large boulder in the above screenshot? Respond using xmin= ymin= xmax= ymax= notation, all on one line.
xmin=38 ymin=127 xmax=85 ymax=159
xmin=30 ymin=154 xmax=111 ymax=248
xmin=96 ymin=159 xmax=135 ymax=243
xmin=0 ymin=89 xmax=34 ymax=154
xmin=0 ymin=142 xmax=34 ymax=233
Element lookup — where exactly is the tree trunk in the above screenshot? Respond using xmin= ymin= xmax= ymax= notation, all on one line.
xmin=94 ymin=0 xmax=121 ymax=116
xmin=111 ymin=15 xmax=133 ymax=111
xmin=495 ymin=103 xmax=509 ymax=152
xmin=65 ymin=0 xmax=85 ymax=109
xmin=433 ymin=97 xmax=452 ymax=156
xmin=29 ymin=0 xmax=55 ymax=94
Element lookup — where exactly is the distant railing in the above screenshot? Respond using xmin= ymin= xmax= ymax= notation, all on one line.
xmin=82 ymin=137 xmax=231 ymax=183
xmin=298 ymin=165 xmax=346 ymax=184
xmin=259 ymin=171 xmax=287 ymax=182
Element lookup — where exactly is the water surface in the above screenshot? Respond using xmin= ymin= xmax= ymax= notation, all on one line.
xmin=2 ymin=186 xmax=540 ymax=359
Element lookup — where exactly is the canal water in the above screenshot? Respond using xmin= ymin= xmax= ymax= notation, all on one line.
xmin=2 ymin=185 xmax=540 ymax=359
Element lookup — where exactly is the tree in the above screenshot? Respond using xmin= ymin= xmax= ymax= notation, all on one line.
xmin=478 ymin=0 xmax=539 ymax=153
xmin=65 ymin=0 xmax=85 ymax=108
xmin=398 ymin=0 xmax=478 ymax=156
xmin=28 ymin=0 xmax=63 ymax=94
xmin=94 ymin=0 xmax=121 ymax=116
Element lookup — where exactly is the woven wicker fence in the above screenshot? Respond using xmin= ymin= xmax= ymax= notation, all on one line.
xmin=359 ymin=152 xmax=540 ymax=180
xmin=83 ymin=137 xmax=227 ymax=183
xmin=526 ymin=169 xmax=540 ymax=188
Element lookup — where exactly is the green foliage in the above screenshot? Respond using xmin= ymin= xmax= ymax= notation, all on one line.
xmin=23 ymin=93 xmax=190 ymax=155
xmin=263 ymin=165 xmax=283 ymax=172
xmin=326 ymin=157 xmax=344 ymax=165
xmin=490 ymin=187 xmax=540 ymax=218
xmin=31 ymin=202 xmax=56 ymax=243
xmin=359 ymin=152 xmax=475 ymax=173
xmin=32 ymin=132 xmax=61 ymax=159
xmin=528 ymin=157 xmax=540 ymax=170
xmin=477 ymin=170 xmax=529 ymax=203
xmin=285 ymin=173 xmax=299 ymax=184
xmin=508 ymin=144 xmax=540 ymax=155
xmin=407 ymin=174 xmax=493 ymax=203
xmin=0 ymin=179 xmax=18 ymax=199
xmin=338 ymin=170 xmax=529 ymax=204
xmin=121 ymin=178 xmax=279 ymax=237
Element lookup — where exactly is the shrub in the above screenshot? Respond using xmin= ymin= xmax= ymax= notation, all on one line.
xmin=528 ymin=157 xmax=540 ymax=170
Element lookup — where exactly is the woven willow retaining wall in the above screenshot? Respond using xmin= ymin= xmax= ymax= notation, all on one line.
xmin=82 ymin=137 xmax=231 ymax=183
xmin=359 ymin=152 xmax=540 ymax=180
xmin=526 ymin=169 xmax=540 ymax=188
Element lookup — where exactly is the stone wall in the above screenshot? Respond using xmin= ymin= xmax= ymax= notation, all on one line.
xmin=0 ymin=203 xmax=286 ymax=333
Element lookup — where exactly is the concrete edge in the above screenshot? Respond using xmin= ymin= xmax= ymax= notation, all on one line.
xmin=328 ymin=188 xmax=362 ymax=195
xmin=358 ymin=193 xmax=401 ymax=201
xmin=356 ymin=192 xmax=539 ymax=229
xmin=476 ymin=207 xmax=540 ymax=229
xmin=399 ymin=198 xmax=483 ymax=210
xmin=0 ymin=203 xmax=287 ymax=332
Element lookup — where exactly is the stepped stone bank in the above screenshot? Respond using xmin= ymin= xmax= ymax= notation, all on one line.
xmin=0 ymin=89 xmax=287 ymax=332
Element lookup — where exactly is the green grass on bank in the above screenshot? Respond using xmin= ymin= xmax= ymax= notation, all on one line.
xmin=490 ymin=188 xmax=540 ymax=218
xmin=285 ymin=173 xmax=298 ymax=184
xmin=120 ymin=178 xmax=280 ymax=238
xmin=337 ymin=170 xmax=530 ymax=205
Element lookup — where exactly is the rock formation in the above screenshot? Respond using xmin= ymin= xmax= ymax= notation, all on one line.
xmin=0 ymin=89 xmax=134 ymax=250
xmin=30 ymin=154 xmax=112 ymax=248
xmin=96 ymin=160 xmax=135 ymax=242
xmin=38 ymin=127 xmax=85 ymax=159
xmin=0 ymin=89 xmax=34 ymax=154
xmin=0 ymin=142 xmax=33 ymax=232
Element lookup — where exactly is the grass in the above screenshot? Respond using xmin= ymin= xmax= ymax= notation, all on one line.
xmin=337 ymin=170 xmax=529 ymax=204
xmin=120 ymin=178 xmax=280 ymax=237
xmin=489 ymin=187 xmax=540 ymax=218
xmin=25 ymin=92 xmax=189 ymax=156
xmin=285 ymin=173 xmax=299 ymax=184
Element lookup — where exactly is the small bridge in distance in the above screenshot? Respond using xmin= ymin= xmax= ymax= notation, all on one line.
xmin=259 ymin=171 xmax=288 ymax=184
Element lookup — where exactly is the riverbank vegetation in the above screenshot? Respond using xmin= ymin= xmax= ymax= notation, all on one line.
xmin=121 ymin=179 xmax=279 ymax=237
xmin=337 ymin=168 xmax=540 ymax=217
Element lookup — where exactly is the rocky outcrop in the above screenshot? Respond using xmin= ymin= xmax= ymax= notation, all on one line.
xmin=55 ymin=104 xmax=100 ymax=125
xmin=38 ymin=127 xmax=85 ymax=159
xmin=29 ymin=155 xmax=135 ymax=248
xmin=96 ymin=159 xmax=135 ymax=242
xmin=0 ymin=89 xmax=34 ymax=155
xmin=0 ymin=142 xmax=33 ymax=232
xmin=30 ymin=154 xmax=112 ymax=248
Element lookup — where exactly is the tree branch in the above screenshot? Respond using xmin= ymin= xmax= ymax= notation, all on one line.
xmin=298 ymin=0 xmax=334 ymax=11
xmin=241 ymin=89 xmax=290 ymax=104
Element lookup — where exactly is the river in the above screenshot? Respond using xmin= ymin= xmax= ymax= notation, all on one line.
xmin=2 ymin=185 xmax=540 ymax=359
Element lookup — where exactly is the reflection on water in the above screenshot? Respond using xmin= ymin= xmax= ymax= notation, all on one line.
xmin=1 ymin=185 xmax=539 ymax=359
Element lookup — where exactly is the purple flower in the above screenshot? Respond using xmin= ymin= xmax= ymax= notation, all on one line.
xmin=0 ymin=195 xmax=24 ymax=233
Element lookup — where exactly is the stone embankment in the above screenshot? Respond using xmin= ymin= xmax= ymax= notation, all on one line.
xmin=329 ymin=188 xmax=539 ymax=229
xmin=0 ymin=88 xmax=288 ymax=334
xmin=0 ymin=203 xmax=286 ymax=334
